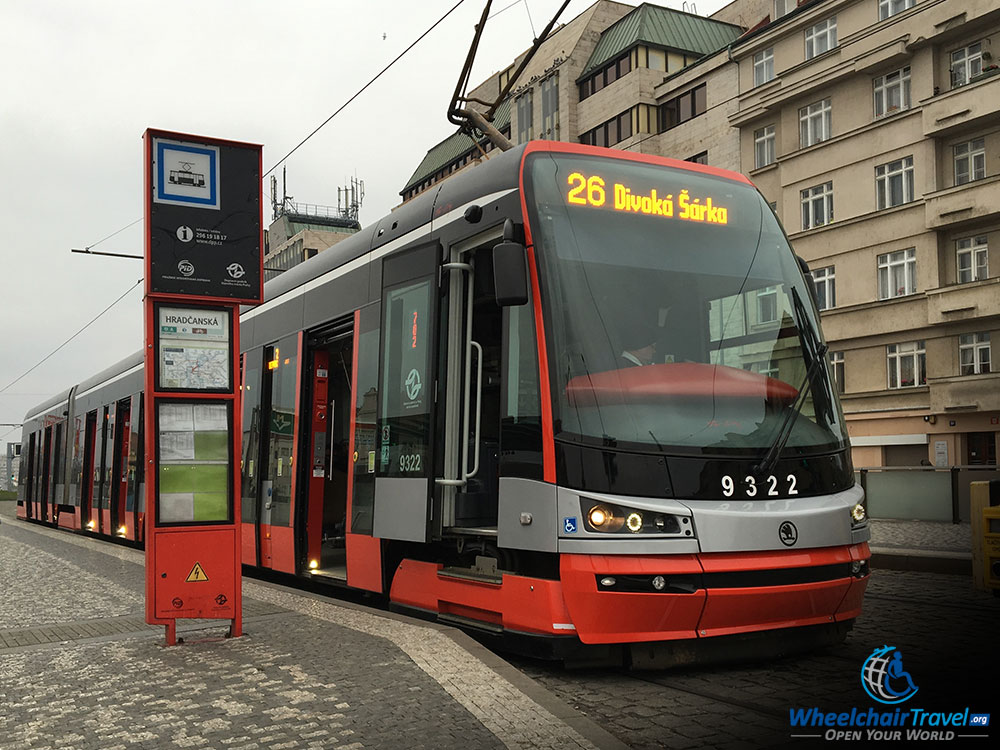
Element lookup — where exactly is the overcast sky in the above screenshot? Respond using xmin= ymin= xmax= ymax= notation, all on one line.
xmin=0 ymin=0 xmax=728 ymax=447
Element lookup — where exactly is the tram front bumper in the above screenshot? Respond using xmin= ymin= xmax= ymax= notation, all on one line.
xmin=559 ymin=543 xmax=870 ymax=645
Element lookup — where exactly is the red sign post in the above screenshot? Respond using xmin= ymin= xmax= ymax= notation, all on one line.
xmin=142 ymin=129 xmax=262 ymax=645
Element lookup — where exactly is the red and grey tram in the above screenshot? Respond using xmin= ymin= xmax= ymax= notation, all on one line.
xmin=17 ymin=141 xmax=870 ymax=665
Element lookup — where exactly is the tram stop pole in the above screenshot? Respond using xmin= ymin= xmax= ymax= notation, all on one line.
xmin=141 ymin=129 xmax=263 ymax=645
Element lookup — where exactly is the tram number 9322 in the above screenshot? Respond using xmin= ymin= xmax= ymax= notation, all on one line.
xmin=399 ymin=454 xmax=422 ymax=473
xmin=721 ymin=474 xmax=798 ymax=498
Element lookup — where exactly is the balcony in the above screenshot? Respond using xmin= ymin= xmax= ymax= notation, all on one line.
xmin=929 ymin=371 xmax=1000 ymax=414
xmin=924 ymin=174 xmax=1000 ymax=230
xmin=922 ymin=69 xmax=1000 ymax=138
xmin=925 ymin=277 xmax=1000 ymax=325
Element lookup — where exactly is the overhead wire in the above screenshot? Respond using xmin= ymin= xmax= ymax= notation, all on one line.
xmin=0 ymin=278 xmax=143 ymax=397
xmin=10 ymin=1 xmax=475 ymax=424
xmin=263 ymin=0 xmax=468 ymax=177
xmin=76 ymin=0 xmax=472 ymax=268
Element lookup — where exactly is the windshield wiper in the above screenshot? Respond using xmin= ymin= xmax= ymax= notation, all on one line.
xmin=753 ymin=341 xmax=828 ymax=478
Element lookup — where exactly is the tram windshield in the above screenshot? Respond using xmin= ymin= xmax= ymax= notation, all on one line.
xmin=524 ymin=152 xmax=848 ymax=457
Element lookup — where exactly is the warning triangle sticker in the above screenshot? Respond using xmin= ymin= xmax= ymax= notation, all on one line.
xmin=185 ymin=562 xmax=210 ymax=582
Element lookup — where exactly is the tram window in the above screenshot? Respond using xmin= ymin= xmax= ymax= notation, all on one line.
xmin=266 ymin=335 xmax=299 ymax=527
xmin=53 ymin=422 xmax=64 ymax=505
xmin=378 ymin=279 xmax=432 ymax=479
xmin=241 ymin=349 xmax=263 ymax=525
xmin=70 ymin=415 xmax=84 ymax=506
xmin=501 ymin=296 xmax=543 ymax=478
xmin=351 ymin=306 xmax=379 ymax=535
xmin=101 ymin=405 xmax=115 ymax=510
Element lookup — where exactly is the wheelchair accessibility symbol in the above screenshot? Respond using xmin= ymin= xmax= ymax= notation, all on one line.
xmin=563 ymin=517 xmax=578 ymax=534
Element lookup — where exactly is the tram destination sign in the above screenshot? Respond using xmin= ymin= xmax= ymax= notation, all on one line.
xmin=144 ymin=129 xmax=263 ymax=304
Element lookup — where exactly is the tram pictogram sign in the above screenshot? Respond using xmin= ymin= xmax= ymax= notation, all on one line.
xmin=143 ymin=128 xmax=262 ymax=646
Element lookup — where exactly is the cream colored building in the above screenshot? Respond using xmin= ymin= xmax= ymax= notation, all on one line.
xmin=402 ymin=0 xmax=1000 ymax=469
xmin=728 ymin=0 xmax=1000 ymax=468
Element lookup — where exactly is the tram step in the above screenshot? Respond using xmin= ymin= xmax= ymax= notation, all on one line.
xmin=437 ymin=612 xmax=504 ymax=635
xmin=437 ymin=566 xmax=504 ymax=585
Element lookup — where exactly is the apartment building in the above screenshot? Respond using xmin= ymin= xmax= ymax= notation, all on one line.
xmin=400 ymin=1 xmax=742 ymax=200
xmin=401 ymin=0 xmax=1000 ymax=467
xmin=729 ymin=0 xmax=1000 ymax=467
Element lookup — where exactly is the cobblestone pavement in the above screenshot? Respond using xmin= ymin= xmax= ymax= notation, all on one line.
xmin=510 ymin=566 xmax=1000 ymax=749
xmin=0 ymin=513 xmax=619 ymax=750
xmin=869 ymin=519 xmax=971 ymax=554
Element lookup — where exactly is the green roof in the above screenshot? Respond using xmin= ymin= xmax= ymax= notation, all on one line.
xmin=401 ymin=97 xmax=511 ymax=195
xmin=579 ymin=3 xmax=743 ymax=79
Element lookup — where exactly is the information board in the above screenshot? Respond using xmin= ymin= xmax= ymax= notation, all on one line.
xmin=157 ymin=402 xmax=231 ymax=524
xmin=147 ymin=133 xmax=262 ymax=303
xmin=157 ymin=305 xmax=231 ymax=391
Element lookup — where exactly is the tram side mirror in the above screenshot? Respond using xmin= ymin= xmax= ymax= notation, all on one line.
xmin=795 ymin=255 xmax=820 ymax=310
xmin=493 ymin=241 xmax=529 ymax=307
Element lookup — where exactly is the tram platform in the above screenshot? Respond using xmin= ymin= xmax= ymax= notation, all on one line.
xmin=0 ymin=500 xmax=975 ymax=749
xmin=0 ymin=502 xmax=625 ymax=750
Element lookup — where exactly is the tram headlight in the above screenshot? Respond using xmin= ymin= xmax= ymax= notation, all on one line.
xmin=625 ymin=512 xmax=643 ymax=533
xmin=585 ymin=505 xmax=624 ymax=532
xmin=309 ymin=559 xmax=319 ymax=571
xmin=581 ymin=500 xmax=688 ymax=536
xmin=86 ymin=520 xmax=96 ymax=531
xmin=117 ymin=525 xmax=127 ymax=536
xmin=851 ymin=503 xmax=867 ymax=525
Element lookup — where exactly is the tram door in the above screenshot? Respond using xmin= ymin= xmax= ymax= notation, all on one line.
xmin=438 ymin=237 xmax=505 ymax=533
xmin=51 ymin=423 xmax=63 ymax=524
xmin=24 ymin=433 xmax=35 ymax=519
xmin=302 ymin=319 xmax=354 ymax=579
xmin=110 ymin=398 xmax=131 ymax=537
xmin=256 ymin=334 xmax=301 ymax=573
xmin=81 ymin=411 xmax=98 ymax=529
xmin=99 ymin=403 xmax=116 ymax=535
xmin=41 ymin=426 xmax=53 ymax=522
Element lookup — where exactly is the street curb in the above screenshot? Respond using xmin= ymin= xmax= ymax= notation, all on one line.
xmin=871 ymin=550 xmax=971 ymax=576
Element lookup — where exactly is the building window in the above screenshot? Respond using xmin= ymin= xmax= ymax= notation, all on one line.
xmin=540 ymin=73 xmax=559 ymax=139
xmin=774 ymin=0 xmax=792 ymax=20
xmin=829 ymin=351 xmax=845 ymax=394
xmin=960 ymin=333 xmax=991 ymax=375
xmin=879 ymin=0 xmax=915 ymax=20
xmin=754 ymin=48 xmax=774 ymax=86
xmin=878 ymin=248 xmax=917 ymax=299
xmin=813 ymin=266 xmax=836 ymax=310
xmin=805 ymin=17 xmax=837 ymax=60
xmin=579 ymin=53 xmax=631 ymax=101
xmin=957 ymin=236 xmax=988 ymax=283
xmin=950 ymin=43 xmax=983 ymax=88
xmin=801 ymin=182 xmax=834 ymax=230
xmin=875 ymin=156 xmax=914 ymax=209
xmin=580 ymin=108 xmax=633 ymax=148
xmin=954 ymin=139 xmax=985 ymax=185
xmin=799 ymin=99 xmax=832 ymax=147
xmin=516 ymin=90 xmax=534 ymax=143
xmin=754 ymin=125 xmax=776 ymax=169
xmin=887 ymin=341 xmax=926 ymax=388
xmin=746 ymin=359 xmax=779 ymax=378
xmin=873 ymin=67 xmax=910 ymax=117
xmin=648 ymin=47 xmax=667 ymax=72
xmin=757 ymin=287 xmax=778 ymax=323
xmin=658 ymin=84 xmax=707 ymax=132
xmin=686 ymin=151 xmax=708 ymax=164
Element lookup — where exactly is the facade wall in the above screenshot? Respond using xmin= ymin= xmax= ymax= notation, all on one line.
xmin=731 ymin=0 xmax=1000 ymax=467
